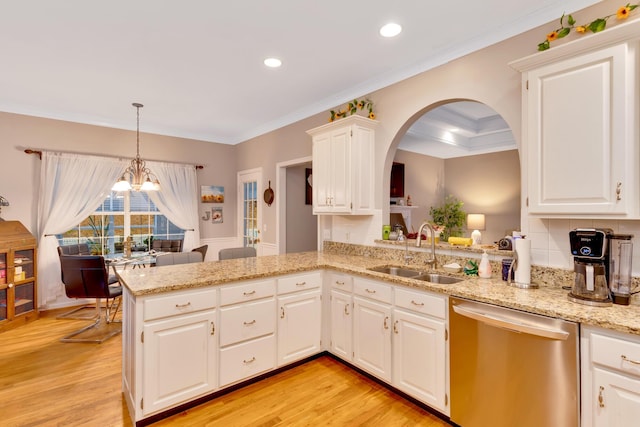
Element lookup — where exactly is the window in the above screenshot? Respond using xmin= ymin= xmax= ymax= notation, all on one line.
xmin=57 ymin=191 xmax=184 ymax=255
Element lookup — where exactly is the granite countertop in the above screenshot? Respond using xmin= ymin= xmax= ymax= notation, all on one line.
xmin=117 ymin=250 xmax=640 ymax=336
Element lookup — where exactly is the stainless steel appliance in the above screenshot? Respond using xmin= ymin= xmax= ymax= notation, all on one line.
xmin=449 ymin=297 xmax=579 ymax=427
xmin=568 ymin=228 xmax=612 ymax=306
xmin=608 ymin=233 xmax=634 ymax=305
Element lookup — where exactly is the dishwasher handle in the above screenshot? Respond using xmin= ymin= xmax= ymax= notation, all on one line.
xmin=453 ymin=304 xmax=570 ymax=341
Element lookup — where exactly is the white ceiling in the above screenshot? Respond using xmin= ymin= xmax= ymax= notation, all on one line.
xmin=0 ymin=0 xmax=600 ymax=145
xmin=399 ymin=101 xmax=517 ymax=159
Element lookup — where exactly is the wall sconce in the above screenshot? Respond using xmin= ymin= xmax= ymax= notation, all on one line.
xmin=467 ymin=213 xmax=485 ymax=245
xmin=0 ymin=195 xmax=9 ymax=220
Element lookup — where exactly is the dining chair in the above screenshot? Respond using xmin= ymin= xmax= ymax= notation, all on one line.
xmin=58 ymin=255 xmax=123 ymax=343
xmin=218 ymin=247 xmax=257 ymax=260
xmin=155 ymin=251 xmax=203 ymax=266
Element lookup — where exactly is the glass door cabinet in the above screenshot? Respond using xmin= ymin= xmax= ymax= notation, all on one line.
xmin=0 ymin=221 xmax=38 ymax=332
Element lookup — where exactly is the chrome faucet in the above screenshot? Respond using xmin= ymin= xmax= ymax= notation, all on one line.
xmin=399 ymin=231 xmax=413 ymax=264
xmin=416 ymin=222 xmax=437 ymax=267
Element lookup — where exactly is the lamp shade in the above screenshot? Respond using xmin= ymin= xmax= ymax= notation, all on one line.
xmin=467 ymin=214 xmax=486 ymax=231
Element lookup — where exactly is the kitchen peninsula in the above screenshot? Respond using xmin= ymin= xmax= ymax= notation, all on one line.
xmin=118 ymin=242 xmax=640 ymax=425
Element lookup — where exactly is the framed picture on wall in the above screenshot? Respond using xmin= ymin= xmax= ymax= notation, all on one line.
xmin=201 ymin=185 xmax=224 ymax=203
xmin=212 ymin=207 xmax=223 ymax=223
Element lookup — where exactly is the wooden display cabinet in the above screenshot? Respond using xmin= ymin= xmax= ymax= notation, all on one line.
xmin=0 ymin=221 xmax=38 ymax=332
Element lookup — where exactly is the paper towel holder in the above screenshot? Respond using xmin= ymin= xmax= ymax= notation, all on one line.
xmin=506 ymin=241 xmax=539 ymax=289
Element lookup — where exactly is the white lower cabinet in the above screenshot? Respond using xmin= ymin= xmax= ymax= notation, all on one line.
xmin=352 ymin=277 xmax=393 ymax=382
xmin=392 ymin=286 xmax=448 ymax=414
xmin=121 ymin=287 xmax=218 ymax=421
xmin=330 ymin=289 xmax=353 ymax=361
xmin=124 ymin=269 xmax=452 ymax=425
xmin=142 ymin=309 xmax=217 ymax=415
xmin=277 ymin=271 xmax=323 ymax=366
xmin=218 ymin=279 xmax=277 ymax=387
xmin=582 ymin=326 xmax=640 ymax=426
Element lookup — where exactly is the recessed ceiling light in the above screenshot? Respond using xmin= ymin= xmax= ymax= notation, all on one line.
xmin=379 ymin=23 xmax=402 ymax=38
xmin=264 ymin=57 xmax=282 ymax=68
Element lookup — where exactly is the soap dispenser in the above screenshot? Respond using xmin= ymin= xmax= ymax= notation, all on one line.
xmin=478 ymin=251 xmax=492 ymax=278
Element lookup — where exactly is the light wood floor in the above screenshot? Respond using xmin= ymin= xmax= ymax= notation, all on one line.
xmin=0 ymin=308 xmax=452 ymax=426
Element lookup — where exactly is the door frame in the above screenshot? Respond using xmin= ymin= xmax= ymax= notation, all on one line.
xmin=276 ymin=156 xmax=319 ymax=254
xmin=237 ymin=167 xmax=262 ymax=255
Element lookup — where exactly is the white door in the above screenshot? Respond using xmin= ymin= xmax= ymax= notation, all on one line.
xmin=142 ymin=310 xmax=217 ymax=415
xmin=393 ymin=308 xmax=447 ymax=412
xmin=353 ymin=296 xmax=392 ymax=382
xmin=237 ymin=169 xmax=262 ymax=254
xmin=330 ymin=289 xmax=353 ymax=361
xmin=277 ymin=289 xmax=322 ymax=366
xmin=593 ymin=367 xmax=640 ymax=427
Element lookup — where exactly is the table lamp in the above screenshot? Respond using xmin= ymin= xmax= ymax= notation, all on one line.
xmin=467 ymin=214 xmax=485 ymax=245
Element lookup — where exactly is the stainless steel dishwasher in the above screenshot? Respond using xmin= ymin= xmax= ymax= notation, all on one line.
xmin=449 ymin=297 xmax=579 ymax=427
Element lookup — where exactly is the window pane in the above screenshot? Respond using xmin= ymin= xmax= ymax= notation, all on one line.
xmin=96 ymin=191 xmax=125 ymax=212
xmin=130 ymin=192 xmax=159 ymax=212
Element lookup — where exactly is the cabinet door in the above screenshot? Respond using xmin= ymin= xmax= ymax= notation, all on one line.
xmin=277 ymin=289 xmax=322 ymax=366
xmin=330 ymin=289 xmax=352 ymax=361
xmin=393 ymin=308 xmax=447 ymax=413
xmin=353 ymin=296 xmax=392 ymax=382
xmin=593 ymin=367 xmax=640 ymax=427
xmin=143 ymin=310 xmax=217 ymax=416
xmin=312 ymin=132 xmax=333 ymax=212
xmin=328 ymin=126 xmax=351 ymax=213
xmin=526 ymin=43 xmax=635 ymax=215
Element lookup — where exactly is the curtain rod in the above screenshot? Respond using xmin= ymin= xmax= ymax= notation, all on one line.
xmin=23 ymin=148 xmax=204 ymax=169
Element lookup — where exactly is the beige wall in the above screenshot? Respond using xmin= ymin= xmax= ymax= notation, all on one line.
xmin=445 ymin=150 xmax=521 ymax=244
xmin=392 ymin=149 xmax=520 ymax=244
xmin=0 ymin=112 xmax=237 ymax=238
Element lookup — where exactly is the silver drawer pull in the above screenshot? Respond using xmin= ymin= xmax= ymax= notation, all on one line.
xmin=411 ymin=300 xmax=425 ymax=306
xmin=384 ymin=316 xmax=389 ymax=329
xmin=243 ymin=357 xmax=256 ymax=364
xmin=243 ymin=290 xmax=256 ymax=296
xmin=621 ymin=355 xmax=640 ymax=365
xmin=175 ymin=302 xmax=191 ymax=308
xmin=243 ymin=320 xmax=256 ymax=326
xmin=365 ymin=288 xmax=376 ymax=294
xmin=335 ymin=280 xmax=345 ymax=286
xmin=296 ymin=281 xmax=307 ymax=286
xmin=344 ymin=304 xmax=350 ymax=315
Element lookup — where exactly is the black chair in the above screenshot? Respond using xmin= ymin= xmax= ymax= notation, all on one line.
xmin=58 ymin=255 xmax=123 ymax=343
xmin=191 ymin=244 xmax=209 ymax=261
xmin=56 ymin=244 xmax=119 ymax=321
xmin=218 ymin=247 xmax=257 ymax=260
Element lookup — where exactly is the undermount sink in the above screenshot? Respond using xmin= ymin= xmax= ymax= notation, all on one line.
xmin=368 ymin=265 xmax=423 ymax=278
xmin=414 ymin=273 xmax=463 ymax=284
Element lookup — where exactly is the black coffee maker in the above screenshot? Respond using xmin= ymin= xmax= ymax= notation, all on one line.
xmin=568 ymin=228 xmax=613 ymax=306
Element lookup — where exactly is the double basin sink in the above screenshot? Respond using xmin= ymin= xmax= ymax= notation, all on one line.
xmin=368 ymin=265 xmax=463 ymax=284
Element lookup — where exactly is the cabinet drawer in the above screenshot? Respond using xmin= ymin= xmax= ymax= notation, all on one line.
xmin=592 ymin=332 xmax=640 ymax=377
xmin=219 ymin=279 xmax=276 ymax=306
xmin=144 ymin=288 xmax=217 ymax=322
xmin=394 ymin=287 xmax=446 ymax=319
xmin=219 ymin=334 xmax=276 ymax=387
xmin=353 ymin=277 xmax=392 ymax=304
xmin=277 ymin=271 xmax=322 ymax=294
xmin=329 ymin=272 xmax=353 ymax=292
xmin=219 ymin=298 xmax=276 ymax=347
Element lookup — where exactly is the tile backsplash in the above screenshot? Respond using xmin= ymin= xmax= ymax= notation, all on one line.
xmin=527 ymin=218 xmax=640 ymax=276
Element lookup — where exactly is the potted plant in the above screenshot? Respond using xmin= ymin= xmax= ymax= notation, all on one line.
xmin=429 ymin=195 xmax=466 ymax=241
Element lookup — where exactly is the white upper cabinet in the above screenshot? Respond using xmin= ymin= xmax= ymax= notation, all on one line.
xmin=511 ymin=20 xmax=639 ymax=218
xmin=307 ymin=115 xmax=377 ymax=215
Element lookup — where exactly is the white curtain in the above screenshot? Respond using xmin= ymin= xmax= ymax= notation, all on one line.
xmin=36 ymin=152 xmax=127 ymax=306
xmin=147 ymin=161 xmax=200 ymax=251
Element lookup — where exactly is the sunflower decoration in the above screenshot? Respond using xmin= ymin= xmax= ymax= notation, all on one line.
xmin=538 ymin=3 xmax=639 ymax=51
xmin=329 ymin=98 xmax=375 ymax=122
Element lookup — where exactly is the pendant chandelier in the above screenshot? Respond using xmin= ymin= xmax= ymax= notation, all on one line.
xmin=112 ymin=103 xmax=160 ymax=192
